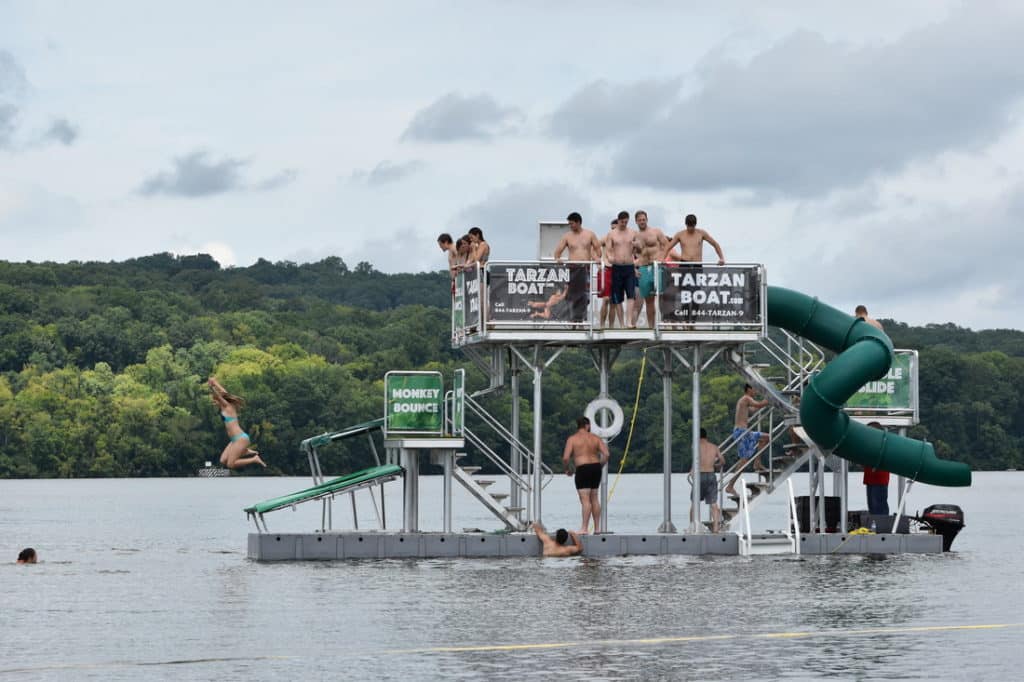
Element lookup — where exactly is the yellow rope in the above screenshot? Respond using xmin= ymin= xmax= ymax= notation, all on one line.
xmin=608 ymin=351 xmax=647 ymax=501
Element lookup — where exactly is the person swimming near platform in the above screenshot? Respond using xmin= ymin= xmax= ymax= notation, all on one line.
xmin=16 ymin=548 xmax=37 ymax=564
xmin=208 ymin=377 xmax=266 ymax=470
xmin=532 ymin=523 xmax=582 ymax=557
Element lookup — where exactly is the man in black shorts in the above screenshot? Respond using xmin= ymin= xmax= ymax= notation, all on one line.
xmin=562 ymin=416 xmax=610 ymax=534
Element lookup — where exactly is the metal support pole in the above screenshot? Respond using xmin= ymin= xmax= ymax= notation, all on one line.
xmin=598 ymin=346 xmax=610 ymax=533
xmin=897 ymin=426 xmax=907 ymax=507
xmin=808 ymin=457 xmax=817 ymax=533
xmin=401 ymin=448 xmax=419 ymax=532
xmin=658 ymin=349 xmax=677 ymax=533
xmin=510 ymin=355 xmax=521 ymax=512
xmin=690 ymin=344 xmax=702 ymax=533
xmin=443 ymin=450 xmax=453 ymax=533
xmin=532 ymin=346 xmax=544 ymax=526
xmin=839 ymin=457 xmax=848 ymax=533
xmin=817 ymin=455 xmax=826 ymax=532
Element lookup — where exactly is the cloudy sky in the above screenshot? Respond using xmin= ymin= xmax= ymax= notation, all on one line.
xmin=2 ymin=1 xmax=1024 ymax=329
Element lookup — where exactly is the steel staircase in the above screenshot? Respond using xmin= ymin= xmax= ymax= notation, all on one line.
xmin=709 ymin=332 xmax=831 ymax=530
xmin=441 ymin=392 xmax=554 ymax=531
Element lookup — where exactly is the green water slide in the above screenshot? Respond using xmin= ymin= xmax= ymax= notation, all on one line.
xmin=245 ymin=464 xmax=403 ymax=516
xmin=767 ymin=286 xmax=971 ymax=487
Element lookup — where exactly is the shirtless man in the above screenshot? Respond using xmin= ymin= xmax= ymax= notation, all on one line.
xmin=854 ymin=305 xmax=884 ymax=330
xmin=532 ymin=523 xmax=583 ymax=557
xmin=562 ymin=416 xmax=610 ymax=534
xmin=437 ymin=233 xmax=458 ymax=291
xmin=631 ymin=210 xmax=669 ymax=327
xmin=553 ymin=212 xmax=603 ymax=323
xmin=603 ymin=211 xmax=637 ymax=328
xmin=726 ymin=384 xmax=770 ymax=496
xmin=690 ymin=428 xmax=726 ymax=532
xmin=662 ymin=214 xmax=726 ymax=264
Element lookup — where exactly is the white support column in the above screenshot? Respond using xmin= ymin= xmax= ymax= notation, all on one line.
xmin=690 ymin=344 xmax=703 ymax=532
xmin=442 ymin=450 xmax=453 ymax=533
xmin=532 ymin=346 xmax=544 ymax=526
xmin=401 ymin=448 xmax=419 ymax=532
xmin=658 ymin=349 xmax=677 ymax=533
xmin=510 ymin=354 xmax=521 ymax=512
xmin=598 ymin=346 xmax=610 ymax=533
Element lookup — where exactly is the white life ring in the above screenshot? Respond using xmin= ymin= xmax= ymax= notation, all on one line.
xmin=584 ymin=398 xmax=624 ymax=440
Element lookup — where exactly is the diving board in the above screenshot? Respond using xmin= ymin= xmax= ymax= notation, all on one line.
xmin=245 ymin=463 xmax=403 ymax=532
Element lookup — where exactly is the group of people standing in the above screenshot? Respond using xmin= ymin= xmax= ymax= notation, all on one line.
xmin=437 ymin=227 xmax=490 ymax=283
xmin=553 ymin=211 xmax=726 ymax=328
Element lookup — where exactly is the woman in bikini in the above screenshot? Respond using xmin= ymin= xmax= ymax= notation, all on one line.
xmin=208 ymin=377 xmax=266 ymax=469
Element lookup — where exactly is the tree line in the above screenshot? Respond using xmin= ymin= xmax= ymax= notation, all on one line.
xmin=0 ymin=254 xmax=1019 ymax=477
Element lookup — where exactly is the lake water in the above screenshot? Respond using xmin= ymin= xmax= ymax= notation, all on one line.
xmin=2 ymin=472 xmax=1022 ymax=681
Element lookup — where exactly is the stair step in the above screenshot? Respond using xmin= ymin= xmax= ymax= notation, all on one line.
xmin=461 ymin=466 xmax=482 ymax=474
xmin=475 ymin=479 xmax=495 ymax=488
xmin=490 ymin=493 xmax=509 ymax=502
xmin=783 ymin=443 xmax=806 ymax=451
xmin=504 ymin=506 xmax=525 ymax=512
xmin=455 ymin=452 xmax=467 ymax=459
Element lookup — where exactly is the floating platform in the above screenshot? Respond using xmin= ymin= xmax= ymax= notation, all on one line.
xmin=246 ymin=530 xmax=943 ymax=561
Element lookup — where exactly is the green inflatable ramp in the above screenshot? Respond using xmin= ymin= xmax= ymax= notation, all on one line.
xmin=245 ymin=464 xmax=403 ymax=516
xmin=767 ymin=285 xmax=971 ymax=487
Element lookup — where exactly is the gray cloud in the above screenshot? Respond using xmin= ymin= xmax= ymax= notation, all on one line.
xmin=454 ymin=182 xmax=597 ymax=262
xmin=351 ymin=159 xmax=425 ymax=185
xmin=43 ymin=118 xmax=79 ymax=146
xmin=0 ymin=50 xmax=28 ymax=148
xmin=764 ymin=181 xmax=1024 ymax=328
xmin=253 ymin=168 xmax=298 ymax=192
xmin=603 ymin=6 xmax=1024 ymax=198
xmin=401 ymin=92 xmax=522 ymax=142
xmin=139 ymin=151 xmax=295 ymax=197
xmin=547 ymin=77 xmax=682 ymax=145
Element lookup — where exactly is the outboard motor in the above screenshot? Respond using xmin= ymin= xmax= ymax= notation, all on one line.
xmin=916 ymin=504 xmax=965 ymax=552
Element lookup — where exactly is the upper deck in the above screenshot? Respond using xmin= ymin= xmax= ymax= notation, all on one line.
xmin=451 ymin=260 xmax=767 ymax=347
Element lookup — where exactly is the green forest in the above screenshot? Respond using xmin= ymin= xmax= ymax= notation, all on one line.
xmin=0 ymin=254 xmax=1020 ymax=478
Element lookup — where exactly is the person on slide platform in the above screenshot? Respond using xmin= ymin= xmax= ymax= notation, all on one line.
xmin=208 ymin=377 xmax=266 ymax=470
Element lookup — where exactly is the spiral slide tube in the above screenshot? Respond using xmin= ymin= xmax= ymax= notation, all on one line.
xmin=767 ymin=286 xmax=971 ymax=487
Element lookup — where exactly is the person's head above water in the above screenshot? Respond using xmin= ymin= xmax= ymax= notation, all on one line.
xmin=555 ymin=529 xmax=569 ymax=545
xmin=17 ymin=548 xmax=36 ymax=564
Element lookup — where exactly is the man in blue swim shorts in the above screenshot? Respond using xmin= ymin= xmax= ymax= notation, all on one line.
xmin=725 ymin=384 xmax=770 ymax=496
xmin=603 ymin=211 xmax=637 ymax=328
xmin=630 ymin=210 xmax=668 ymax=327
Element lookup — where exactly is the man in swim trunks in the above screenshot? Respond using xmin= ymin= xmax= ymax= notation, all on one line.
xmin=562 ymin=416 xmax=610 ymax=534
xmin=691 ymin=428 xmax=726 ymax=532
xmin=630 ymin=210 xmax=669 ymax=328
xmin=725 ymin=384 xmax=770 ymax=496
xmin=532 ymin=523 xmax=582 ymax=557
xmin=603 ymin=211 xmax=637 ymax=328
xmin=662 ymin=214 xmax=726 ymax=264
xmin=553 ymin=212 xmax=603 ymax=323
xmin=438 ymin=233 xmax=458 ymax=293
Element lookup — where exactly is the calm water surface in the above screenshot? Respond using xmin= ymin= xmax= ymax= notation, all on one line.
xmin=2 ymin=472 xmax=1022 ymax=681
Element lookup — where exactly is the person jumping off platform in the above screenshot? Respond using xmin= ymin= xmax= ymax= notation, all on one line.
xmin=208 ymin=377 xmax=267 ymax=470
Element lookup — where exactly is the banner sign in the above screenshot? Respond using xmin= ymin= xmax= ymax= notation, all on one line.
xmin=384 ymin=371 xmax=444 ymax=436
xmin=659 ymin=264 xmax=762 ymax=327
xmin=487 ymin=262 xmax=590 ymax=325
xmin=462 ymin=264 xmax=481 ymax=332
xmin=846 ymin=351 xmax=915 ymax=411
xmin=452 ymin=270 xmax=465 ymax=332
xmin=452 ymin=369 xmax=465 ymax=436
